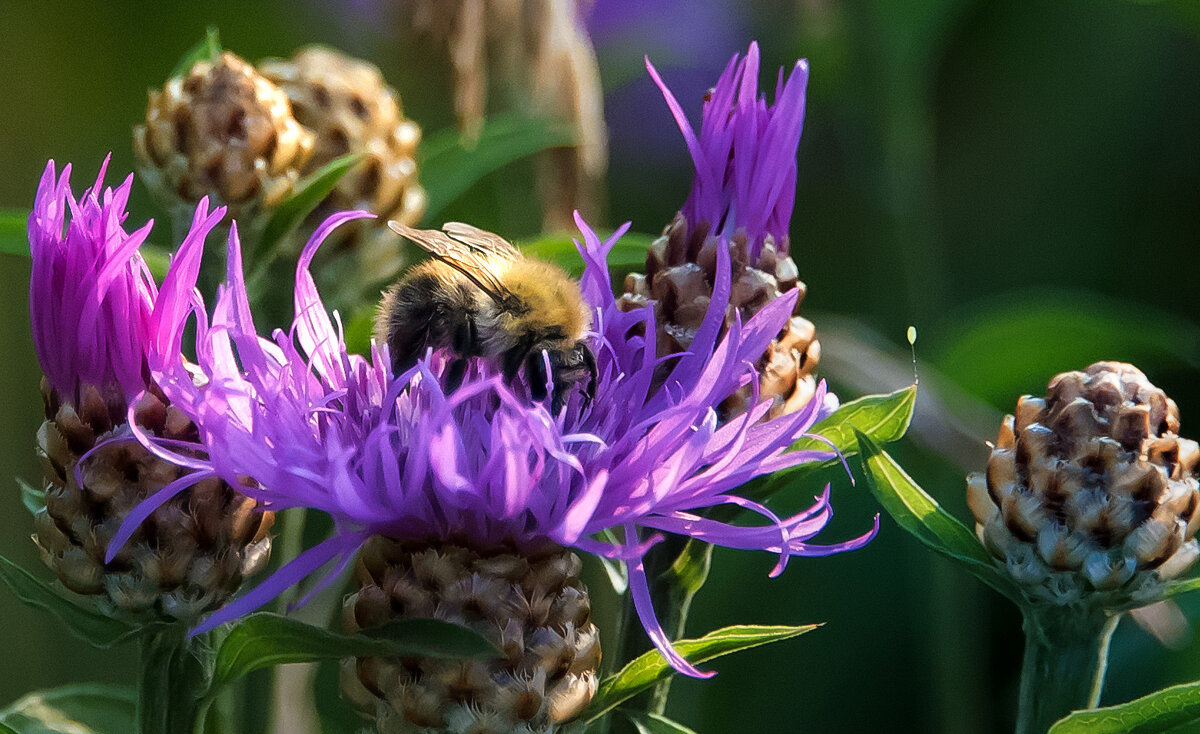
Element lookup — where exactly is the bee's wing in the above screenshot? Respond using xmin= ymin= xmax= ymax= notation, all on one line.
xmin=388 ymin=221 xmax=515 ymax=304
xmin=442 ymin=221 xmax=523 ymax=261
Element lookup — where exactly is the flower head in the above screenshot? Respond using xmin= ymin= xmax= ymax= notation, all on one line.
xmin=622 ymin=43 xmax=823 ymax=419
xmin=649 ymin=41 xmax=806 ymax=260
xmin=120 ymin=202 xmax=875 ymax=676
xmin=29 ymin=158 xmax=157 ymax=403
xmin=27 ymin=158 xmax=272 ymax=620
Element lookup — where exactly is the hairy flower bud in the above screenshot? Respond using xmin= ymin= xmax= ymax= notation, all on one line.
xmin=260 ymin=46 xmax=425 ymax=286
xmin=967 ymin=361 xmax=1200 ymax=608
xmin=343 ymin=539 xmax=599 ymax=734
xmin=133 ymin=52 xmax=315 ymax=219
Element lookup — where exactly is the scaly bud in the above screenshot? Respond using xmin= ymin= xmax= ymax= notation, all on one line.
xmin=260 ymin=45 xmax=426 ymax=286
xmin=28 ymin=160 xmax=273 ymax=621
xmin=968 ymin=361 xmax=1200 ymax=608
xmin=133 ymin=51 xmax=314 ymax=220
xmin=343 ymin=539 xmax=599 ymax=734
xmin=619 ymin=45 xmax=823 ymax=421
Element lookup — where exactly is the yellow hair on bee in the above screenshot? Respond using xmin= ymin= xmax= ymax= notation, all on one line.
xmin=497 ymin=259 xmax=591 ymax=348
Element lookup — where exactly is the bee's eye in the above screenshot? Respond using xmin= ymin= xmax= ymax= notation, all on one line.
xmin=545 ymin=327 xmax=566 ymax=341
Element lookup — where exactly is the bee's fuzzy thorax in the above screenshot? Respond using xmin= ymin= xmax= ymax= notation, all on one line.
xmin=500 ymin=259 xmax=591 ymax=345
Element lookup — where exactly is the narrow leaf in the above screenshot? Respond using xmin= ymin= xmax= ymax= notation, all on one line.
xmin=0 ymin=554 xmax=141 ymax=648
xmin=207 ymin=612 xmax=498 ymax=695
xmin=259 ymin=152 xmax=364 ymax=250
xmin=342 ymin=304 xmax=377 ymax=358
xmin=855 ymin=430 xmax=1021 ymax=602
xmin=744 ymin=385 xmax=917 ymax=502
xmin=16 ymin=479 xmax=45 ymax=516
xmin=421 ymin=115 xmax=576 ymax=220
xmin=0 ymin=684 xmax=136 ymax=734
xmin=170 ymin=27 xmax=222 ymax=78
xmin=628 ymin=713 xmax=701 ymax=734
xmin=1048 ymin=680 xmax=1200 ymax=734
xmin=1166 ymin=576 xmax=1200 ymax=600
xmin=583 ymin=624 xmax=819 ymax=723
xmin=140 ymin=244 xmax=172 ymax=282
xmin=0 ymin=209 xmax=27 ymax=258
xmin=520 ymin=231 xmax=657 ymax=278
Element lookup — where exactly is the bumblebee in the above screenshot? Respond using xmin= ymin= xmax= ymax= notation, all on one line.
xmin=378 ymin=221 xmax=597 ymax=412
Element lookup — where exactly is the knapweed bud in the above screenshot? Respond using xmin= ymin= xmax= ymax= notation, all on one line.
xmin=259 ymin=45 xmax=426 ymax=285
xmin=619 ymin=214 xmax=820 ymax=421
xmin=967 ymin=361 xmax=1200 ymax=608
xmin=133 ymin=51 xmax=315 ymax=219
xmin=618 ymin=45 xmax=821 ymax=421
xmin=34 ymin=382 xmax=273 ymax=619
xmin=342 ymin=539 xmax=599 ymax=734
xmin=28 ymin=161 xmax=273 ymax=620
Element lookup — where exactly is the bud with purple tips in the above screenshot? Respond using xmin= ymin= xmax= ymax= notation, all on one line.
xmin=28 ymin=158 xmax=273 ymax=621
xmin=619 ymin=43 xmax=824 ymax=421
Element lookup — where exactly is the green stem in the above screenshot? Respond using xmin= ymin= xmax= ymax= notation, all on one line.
xmin=138 ymin=626 xmax=214 ymax=734
xmin=613 ymin=537 xmax=713 ymax=730
xmin=1015 ymin=607 xmax=1120 ymax=734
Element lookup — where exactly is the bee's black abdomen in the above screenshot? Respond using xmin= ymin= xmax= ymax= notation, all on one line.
xmin=380 ymin=268 xmax=477 ymax=376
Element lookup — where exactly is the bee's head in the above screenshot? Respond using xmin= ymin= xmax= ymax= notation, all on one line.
xmin=524 ymin=340 xmax=597 ymax=415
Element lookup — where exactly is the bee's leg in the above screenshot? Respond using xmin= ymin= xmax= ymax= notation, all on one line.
xmin=443 ymin=357 xmax=469 ymax=394
xmin=525 ymin=350 xmax=550 ymax=403
xmin=452 ymin=316 xmax=476 ymax=355
xmin=580 ymin=347 xmax=598 ymax=411
xmin=501 ymin=336 xmax=536 ymax=383
xmin=442 ymin=317 xmax=476 ymax=394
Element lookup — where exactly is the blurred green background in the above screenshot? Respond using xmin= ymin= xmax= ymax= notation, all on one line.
xmin=2 ymin=1 xmax=1200 ymax=732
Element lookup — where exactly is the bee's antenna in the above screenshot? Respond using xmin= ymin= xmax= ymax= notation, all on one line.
xmin=907 ymin=326 xmax=919 ymax=386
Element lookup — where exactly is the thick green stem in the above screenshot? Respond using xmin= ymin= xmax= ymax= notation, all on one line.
xmin=1015 ymin=608 xmax=1120 ymax=734
xmin=138 ymin=627 xmax=214 ymax=734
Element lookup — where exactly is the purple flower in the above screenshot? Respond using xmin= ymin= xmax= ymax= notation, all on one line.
xmin=28 ymin=157 xmax=225 ymax=403
xmin=649 ymin=42 xmax=806 ymax=261
xmin=114 ymin=203 xmax=874 ymax=677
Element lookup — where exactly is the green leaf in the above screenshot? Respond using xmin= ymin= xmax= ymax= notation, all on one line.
xmin=594 ymin=529 xmax=629 ymax=594
xmin=207 ymin=612 xmax=499 ymax=696
xmin=170 ymin=26 xmax=222 ymax=78
xmin=16 ymin=479 xmax=45 ymax=516
xmin=0 ymin=553 xmax=141 ymax=648
xmin=583 ymin=624 xmax=819 ymax=723
xmin=627 ymin=713 xmax=701 ymax=734
xmin=140 ymin=244 xmax=172 ymax=282
xmin=421 ymin=115 xmax=576 ymax=221
xmin=519 ymin=231 xmax=657 ymax=278
xmin=743 ymin=385 xmax=917 ymax=502
xmin=0 ymin=209 xmax=27 ymax=258
xmin=0 ymin=684 xmax=136 ymax=734
xmin=343 ymin=304 xmax=377 ymax=358
xmin=1165 ymin=576 xmax=1200 ymax=600
xmin=1048 ymin=679 xmax=1200 ymax=734
xmin=258 ymin=152 xmax=364 ymax=251
xmin=855 ymin=430 xmax=1021 ymax=602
